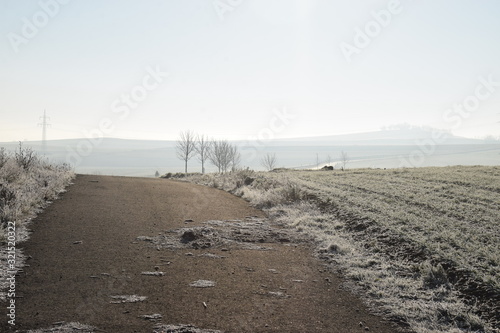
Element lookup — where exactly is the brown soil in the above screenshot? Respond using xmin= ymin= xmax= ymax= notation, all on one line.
xmin=1 ymin=175 xmax=399 ymax=333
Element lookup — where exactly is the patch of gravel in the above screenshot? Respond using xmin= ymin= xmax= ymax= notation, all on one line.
xmin=153 ymin=324 xmax=223 ymax=333
xmin=136 ymin=217 xmax=309 ymax=251
xmin=110 ymin=294 xmax=147 ymax=303
xmin=25 ymin=321 xmax=96 ymax=332
xmin=189 ymin=280 xmax=216 ymax=288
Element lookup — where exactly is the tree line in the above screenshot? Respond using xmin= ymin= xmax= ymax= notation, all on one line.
xmin=176 ymin=130 xmax=240 ymax=174
xmin=176 ymin=130 xmax=350 ymax=173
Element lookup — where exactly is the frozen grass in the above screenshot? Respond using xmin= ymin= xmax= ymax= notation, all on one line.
xmin=184 ymin=166 xmax=499 ymax=333
xmin=0 ymin=145 xmax=74 ymax=300
xmin=26 ymin=322 xmax=96 ymax=333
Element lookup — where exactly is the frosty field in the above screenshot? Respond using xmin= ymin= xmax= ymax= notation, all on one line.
xmin=281 ymin=167 xmax=499 ymax=288
xmin=187 ymin=166 xmax=500 ymax=332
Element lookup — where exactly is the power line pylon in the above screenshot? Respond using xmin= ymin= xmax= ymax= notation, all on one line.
xmin=38 ymin=110 xmax=51 ymax=153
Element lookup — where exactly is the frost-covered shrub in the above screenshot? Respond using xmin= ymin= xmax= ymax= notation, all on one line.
xmin=0 ymin=146 xmax=74 ymax=239
xmin=14 ymin=143 xmax=37 ymax=170
xmin=0 ymin=147 xmax=7 ymax=168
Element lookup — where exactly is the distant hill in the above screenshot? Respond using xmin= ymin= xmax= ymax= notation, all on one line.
xmin=0 ymin=128 xmax=491 ymax=152
xmin=273 ymin=128 xmax=486 ymax=146
xmin=0 ymin=138 xmax=176 ymax=151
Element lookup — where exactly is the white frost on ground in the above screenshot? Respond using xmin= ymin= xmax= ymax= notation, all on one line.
xmin=189 ymin=280 xmax=216 ymax=288
xmin=140 ymin=313 xmax=163 ymax=320
xmin=141 ymin=271 xmax=165 ymax=276
xmin=153 ymin=323 xmax=223 ymax=333
xmin=110 ymin=294 xmax=147 ymax=303
xmin=26 ymin=322 xmax=96 ymax=333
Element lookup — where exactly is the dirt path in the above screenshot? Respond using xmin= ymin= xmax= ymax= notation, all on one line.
xmin=1 ymin=175 xmax=397 ymax=333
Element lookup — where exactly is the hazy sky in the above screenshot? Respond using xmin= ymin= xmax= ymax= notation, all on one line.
xmin=1 ymin=0 xmax=499 ymax=142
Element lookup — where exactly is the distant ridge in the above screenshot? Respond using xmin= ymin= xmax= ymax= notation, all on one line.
xmin=0 ymin=128 xmax=493 ymax=150
xmin=274 ymin=128 xmax=486 ymax=146
xmin=0 ymin=138 xmax=177 ymax=150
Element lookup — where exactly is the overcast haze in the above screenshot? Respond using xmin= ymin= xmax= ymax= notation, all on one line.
xmin=1 ymin=0 xmax=500 ymax=142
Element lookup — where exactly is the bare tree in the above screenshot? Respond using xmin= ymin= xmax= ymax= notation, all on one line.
xmin=207 ymin=140 xmax=239 ymax=173
xmin=261 ymin=153 xmax=277 ymax=171
xmin=176 ymin=130 xmax=197 ymax=174
xmin=340 ymin=150 xmax=350 ymax=170
xmin=195 ymin=134 xmax=210 ymax=174
xmin=207 ymin=140 xmax=221 ymax=173
xmin=229 ymin=145 xmax=241 ymax=172
xmin=207 ymin=140 xmax=228 ymax=173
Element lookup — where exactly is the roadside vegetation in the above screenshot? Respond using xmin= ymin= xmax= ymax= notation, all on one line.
xmin=0 ymin=144 xmax=74 ymax=299
xmin=178 ymin=166 xmax=499 ymax=333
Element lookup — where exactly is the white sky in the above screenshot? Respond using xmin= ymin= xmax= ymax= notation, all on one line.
xmin=1 ymin=0 xmax=499 ymax=141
